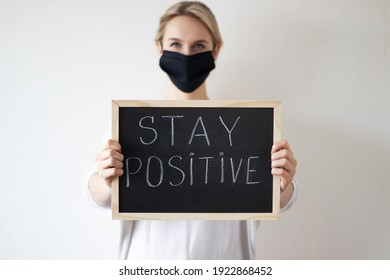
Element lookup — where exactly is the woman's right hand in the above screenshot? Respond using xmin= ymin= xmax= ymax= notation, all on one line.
xmin=95 ymin=139 xmax=124 ymax=187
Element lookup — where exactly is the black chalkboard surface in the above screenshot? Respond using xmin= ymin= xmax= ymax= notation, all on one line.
xmin=112 ymin=100 xmax=281 ymax=220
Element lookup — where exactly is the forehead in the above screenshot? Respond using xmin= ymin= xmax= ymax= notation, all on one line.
xmin=163 ymin=15 xmax=212 ymax=42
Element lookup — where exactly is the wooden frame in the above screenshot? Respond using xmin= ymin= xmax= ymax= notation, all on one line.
xmin=112 ymin=100 xmax=281 ymax=220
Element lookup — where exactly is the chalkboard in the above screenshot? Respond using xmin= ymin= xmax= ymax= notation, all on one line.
xmin=112 ymin=100 xmax=281 ymax=220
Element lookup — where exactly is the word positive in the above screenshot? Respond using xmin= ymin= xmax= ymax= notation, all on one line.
xmin=126 ymin=153 xmax=261 ymax=188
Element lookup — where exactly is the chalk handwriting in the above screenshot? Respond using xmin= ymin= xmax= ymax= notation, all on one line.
xmin=125 ymin=154 xmax=261 ymax=188
xmin=139 ymin=116 xmax=157 ymax=145
xmin=162 ymin=115 xmax=183 ymax=146
xmin=188 ymin=116 xmax=210 ymax=146
xmin=219 ymin=116 xmax=240 ymax=146
xmin=126 ymin=114 xmax=264 ymax=188
xmin=138 ymin=116 xmax=240 ymax=147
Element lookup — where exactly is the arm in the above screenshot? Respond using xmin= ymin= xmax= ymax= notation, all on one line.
xmin=88 ymin=139 xmax=124 ymax=208
xmin=280 ymin=181 xmax=295 ymax=209
xmin=271 ymin=139 xmax=298 ymax=209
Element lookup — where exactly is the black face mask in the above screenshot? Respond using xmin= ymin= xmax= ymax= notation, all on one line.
xmin=159 ymin=50 xmax=215 ymax=93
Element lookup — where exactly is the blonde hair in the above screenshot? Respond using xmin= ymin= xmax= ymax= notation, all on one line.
xmin=155 ymin=1 xmax=223 ymax=48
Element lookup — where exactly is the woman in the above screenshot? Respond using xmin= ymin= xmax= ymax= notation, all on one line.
xmin=88 ymin=1 xmax=298 ymax=259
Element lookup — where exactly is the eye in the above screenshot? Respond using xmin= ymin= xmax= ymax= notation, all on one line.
xmin=170 ymin=42 xmax=181 ymax=48
xmin=192 ymin=43 xmax=205 ymax=50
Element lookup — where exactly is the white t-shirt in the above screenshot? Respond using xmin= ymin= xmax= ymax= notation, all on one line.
xmin=85 ymin=129 xmax=298 ymax=260
xmin=118 ymin=220 xmax=259 ymax=260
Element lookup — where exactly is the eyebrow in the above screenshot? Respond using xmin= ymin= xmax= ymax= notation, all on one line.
xmin=167 ymin=38 xmax=210 ymax=45
xmin=167 ymin=37 xmax=182 ymax=42
xmin=193 ymin=40 xmax=210 ymax=45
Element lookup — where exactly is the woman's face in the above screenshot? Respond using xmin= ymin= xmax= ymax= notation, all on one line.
xmin=160 ymin=15 xmax=217 ymax=57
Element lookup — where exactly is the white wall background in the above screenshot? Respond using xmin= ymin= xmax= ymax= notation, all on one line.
xmin=0 ymin=0 xmax=389 ymax=259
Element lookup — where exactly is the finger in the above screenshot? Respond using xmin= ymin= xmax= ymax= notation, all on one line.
xmin=271 ymin=168 xmax=293 ymax=188
xmin=271 ymin=149 xmax=296 ymax=166
xmin=100 ymin=139 xmax=122 ymax=153
xmin=271 ymin=139 xmax=291 ymax=154
xmin=271 ymin=167 xmax=292 ymax=178
xmin=271 ymin=165 xmax=295 ymax=180
xmin=272 ymin=157 xmax=296 ymax=180
xmin=99 ymin=157 xmax=124 ymax=170
xmin=272 ymin=153 xmax=297 ymax=169
xmin=100 ymin=167 xmax=124 ymax=181
xmin=96 ymin=148 xmax=124 ymax=162
xmin=272 ymin=158 xmax=294 ymax=173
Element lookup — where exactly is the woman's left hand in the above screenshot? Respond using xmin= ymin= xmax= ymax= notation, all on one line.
xmin=271 ymin=139 xmax=297 ymax=191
